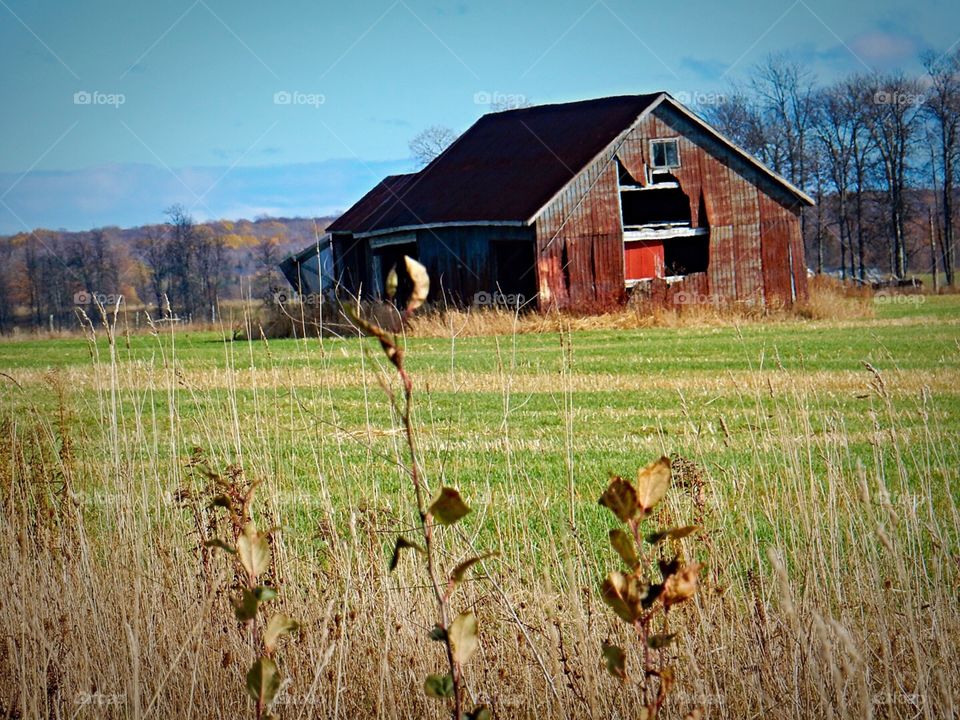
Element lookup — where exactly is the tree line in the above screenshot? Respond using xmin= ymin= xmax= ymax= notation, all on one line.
xmin=701 ymin=50 xmax=960 ymax=286
xmin=0 ymin=206 xmax=299 ymax=333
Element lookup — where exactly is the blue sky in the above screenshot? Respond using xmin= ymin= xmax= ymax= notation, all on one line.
xmin=1 ymin=0 xmax=958 ymax=233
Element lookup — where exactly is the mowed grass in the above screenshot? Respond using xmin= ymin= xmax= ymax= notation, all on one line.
xmin=1 ymin=297 xmax=959 ymax=556
xmin=1 ymin=295 xmax=958 ymax=718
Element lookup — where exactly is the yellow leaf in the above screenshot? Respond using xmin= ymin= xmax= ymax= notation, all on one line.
xmin=264 ymin=614 xmax=299 ymax=653
xmin=404 ymin=256 xmax=430 ymax=312
xmin=448 ymin=611 xmax=480 ymax=666
xmin=662 ymin=562 xmax=701 ymax=608
xmin=635 ymin=456 xmax=671 ymax=514
xmin=236 ymin=523 xmax=271 ymax=579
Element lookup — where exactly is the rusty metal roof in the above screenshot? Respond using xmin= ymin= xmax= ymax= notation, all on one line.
xmin=327 ymin=93 xmax=662 ymax=234
xmin=327 ymin=92 xmax=813 ymax=236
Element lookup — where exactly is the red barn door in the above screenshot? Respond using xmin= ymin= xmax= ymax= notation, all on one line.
xmin=624 ymin=239 xmax=664 ymax=281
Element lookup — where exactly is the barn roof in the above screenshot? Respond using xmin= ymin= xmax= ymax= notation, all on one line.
xmin=327 ymin=92 xmax=811 ymax=236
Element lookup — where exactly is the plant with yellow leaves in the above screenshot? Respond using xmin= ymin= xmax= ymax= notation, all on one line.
xmin=598 ymin=456 xmax=702 ymax=719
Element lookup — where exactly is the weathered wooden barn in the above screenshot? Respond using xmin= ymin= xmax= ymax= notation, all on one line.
xmin=283 ymin=92 xmax=813 ymax=310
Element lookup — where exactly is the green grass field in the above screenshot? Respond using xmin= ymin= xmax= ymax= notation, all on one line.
xmin=1 ymin=295 xmax=958 ymax=718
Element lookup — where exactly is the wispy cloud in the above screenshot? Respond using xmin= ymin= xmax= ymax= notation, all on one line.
xmin=0 ymin=158 xmax=414 ymax=233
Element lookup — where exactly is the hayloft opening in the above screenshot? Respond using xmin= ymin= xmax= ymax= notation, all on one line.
xmin=616 ymin=158 xmax=709 ymax=284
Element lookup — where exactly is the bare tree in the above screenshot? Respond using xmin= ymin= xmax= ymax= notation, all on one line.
xmin=409 ymin=126 xmax=457 ymax=166
xmin=135 ymin=225 xmax=171 ymax=313
xmin=923 ymin=49 xmax=960 ymax=286
xmin=863 ymin=74 xmax=926 ymax=278
xmin=749 ymin=54 xmax=818 ymax=191
xmin=194 ymin=226 xmax=228 ymax=319
xmin=813 ymin=82 xmax=873 ymax=279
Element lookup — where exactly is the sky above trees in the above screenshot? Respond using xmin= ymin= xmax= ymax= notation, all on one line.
xmin=1 ymin=0 xmax=958 ymax=232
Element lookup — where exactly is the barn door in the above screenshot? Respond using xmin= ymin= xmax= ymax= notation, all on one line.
xmin=624 ymin=239 xmax=664 ymax=282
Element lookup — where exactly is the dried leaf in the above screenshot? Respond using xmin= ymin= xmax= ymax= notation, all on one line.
xmin=646 ymin=525 xmax=698 ymax=545
xmin=404 ymin=256 xmax=430 ymax=312
xmin=450 ymin=551 xmax=498 ymax=587
xmin=423 ymin=673 xmax=454 ymax=699
xmin=635 ymin=456 xmax=671 ymax=515
xmin=264 ymin=614 xmax=299 ymax=653
xmin=385 ymin=264 xmax=398 ymax=299
xmin=236 ymin=523 xmax=271 ymax=579
xmin=203 ymin=538 xmax=235 ymax=554
xmin=647 ymin=633 xmax=676 ymax=649
xmin=609 ymin=529 xmax=639 ymax=569
xmin=600 ymin=571 xmax=650 ymax=623
xmin=662 ymin=562 xmax=701 ymax=608
xmin=428 ymin=487 xmax=471 ymax=526
xmin=246 ymin=657 xmax=281 ymax=706
xmin=389 ymin=536 xmax=425 ymax=571
xmin=448 ymin=611 xmax=480 ymax=666
xmin=599 ymin=476 xmax=639 ymax=523
xmin=601 ymin=642 xmax=627 ymax=680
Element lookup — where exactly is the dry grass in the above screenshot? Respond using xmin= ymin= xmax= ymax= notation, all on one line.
xmin=0 ymin=319 xmax=957 ymax=719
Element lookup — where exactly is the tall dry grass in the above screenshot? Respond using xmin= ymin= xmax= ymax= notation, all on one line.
xmin=0 ymin=317 xmax=956 ymax=719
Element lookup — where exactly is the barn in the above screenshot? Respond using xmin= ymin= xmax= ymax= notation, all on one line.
xmin=282 ymin=92 xmax=813 ymax=311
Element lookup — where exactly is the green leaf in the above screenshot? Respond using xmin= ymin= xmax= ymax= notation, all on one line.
xmin=253 ymin=586 xmax=278 ymax=602
xmin=646 ymin=525 xmax=698 ymax=545
xmin=236 ymin=523 xmax=271 ymax=579
xmin=404 ymin=256 xmax=430 ymax=312
xmin=609 ymin=529 xmax=639 ymax=569
xmin=389 ymin=536 xmax=425 ymax=572
xmin=203 ymin=538 xmax=235 ymax=554
xmin=246 ymin=657 xmax=281 ymax=706
xmin=428 ymin=624 xmax=447 ymax=642
xmin=232 ymin=589 xmax=260 ymax=622
xmin=428 ymin=488 xmax=471 ymax=526
xmin=647 ymin=633 xmax=677 ymax=649
xmin=264 ymin=614 xmax=300 ymax=653
xmin=448 ymin=611 xmax=480 ymax=666
xmin=423 ymin=673 xmax=454 ymax=699
xmin=450 ymin=551 xmax=498 ymax=587
xmin=599 ymin=476 xmax=639 ymax=523
xmin=601 ymin=642 xmax=627 ymax=680
xmin=467 ymin=705 xmax=492 ymax=719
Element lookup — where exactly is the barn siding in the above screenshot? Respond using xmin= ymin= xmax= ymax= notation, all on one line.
xmin=534 ymin=101 xmax=807 ymax=310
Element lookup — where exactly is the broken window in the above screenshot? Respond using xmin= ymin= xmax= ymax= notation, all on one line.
xmin=620 ymin=183 xmax=691 ymax=228
xmin=650 ymin=138 xmax=680 ymax=168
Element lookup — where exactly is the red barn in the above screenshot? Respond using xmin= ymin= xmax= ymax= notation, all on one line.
xmin=285 ymin=92 xmax=813 ymax=310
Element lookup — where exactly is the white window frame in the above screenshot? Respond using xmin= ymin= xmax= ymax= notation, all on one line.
xmin=649 ymin=138 xmax=681 ymax=169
